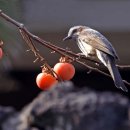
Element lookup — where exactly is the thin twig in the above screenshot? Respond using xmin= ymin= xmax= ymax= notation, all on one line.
xmin=116 ymin=64 xmax=130 ymax=69
xmin=19 ymin=28 xmax=58 ymax=78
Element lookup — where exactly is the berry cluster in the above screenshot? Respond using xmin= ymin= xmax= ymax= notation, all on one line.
xmin=36 ymin=57 xmax=75 ymax=90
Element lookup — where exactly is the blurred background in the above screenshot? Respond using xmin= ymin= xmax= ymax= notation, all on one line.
xmin=0 ymin=0 xmax=130 ymax=110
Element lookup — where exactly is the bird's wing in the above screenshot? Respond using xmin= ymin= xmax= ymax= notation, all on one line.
xmin=80 ymin=29 xmax=119 ymax=59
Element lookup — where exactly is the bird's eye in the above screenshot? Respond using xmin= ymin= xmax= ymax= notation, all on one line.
xmin=72 ymin=29 xmax=77 ymax=34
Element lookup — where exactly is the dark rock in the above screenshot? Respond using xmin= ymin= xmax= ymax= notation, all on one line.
xmin=2 ymin=82 xmax=130 ymax=130
xmin=0 ymin=106 xmax=15 ymax=129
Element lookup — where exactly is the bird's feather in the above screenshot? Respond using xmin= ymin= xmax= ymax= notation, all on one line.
xmin=79 ymin=28 xmax=119 ymax=60
xmin=96 ymin=50 xmax=127 ymax=92
xmin=106 ymin=56 xmax=128 ymax=92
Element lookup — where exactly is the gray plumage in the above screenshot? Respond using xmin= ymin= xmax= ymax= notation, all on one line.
xmin=63 ymin=25 xmax=128 ymax=92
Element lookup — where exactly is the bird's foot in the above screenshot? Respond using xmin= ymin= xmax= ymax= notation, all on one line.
xmin=77 ymin=53 xmax=86 ymax=58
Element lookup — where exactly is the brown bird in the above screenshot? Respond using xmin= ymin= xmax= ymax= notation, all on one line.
xmin=63 ymin=25 xmax=128 ymax=92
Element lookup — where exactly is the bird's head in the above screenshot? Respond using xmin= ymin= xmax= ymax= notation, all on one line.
xmin=63 ymin=25 xmax=86 ymax=41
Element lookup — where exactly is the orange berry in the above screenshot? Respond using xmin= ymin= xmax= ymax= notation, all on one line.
xmin=53 ymin=62 xmax=75 ymax=80
xmin=36 ymin=73 xmax=58 ymax=90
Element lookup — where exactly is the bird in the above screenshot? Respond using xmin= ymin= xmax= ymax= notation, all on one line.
xmin=63 ymin=25 xmax=128 ymax=92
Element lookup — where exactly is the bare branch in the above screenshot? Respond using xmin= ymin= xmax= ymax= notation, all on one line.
xmin=116 ymin=64 xmax=130 ymax=69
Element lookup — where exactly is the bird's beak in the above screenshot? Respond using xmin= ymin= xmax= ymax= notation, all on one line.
xmin=63 ymin=36 xmax=72 ymax=41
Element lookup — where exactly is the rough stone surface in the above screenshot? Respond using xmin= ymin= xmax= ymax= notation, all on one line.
xmin=0 ymin=106 xmax=15 ymax=129
xmin=1 ymin=82 xmax=130 ymax=130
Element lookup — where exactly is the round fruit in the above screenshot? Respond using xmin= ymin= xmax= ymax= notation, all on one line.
xmin=53 ymin=62 xmax=75 ymax=80
xmin=36 ymin=73 xmax=58 ymax=90
xmin=0 ymin=48 xmax=3 ymax=59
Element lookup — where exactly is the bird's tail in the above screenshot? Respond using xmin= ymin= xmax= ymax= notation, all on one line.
xmin=106 ymin=57 xmax=128 ymax=92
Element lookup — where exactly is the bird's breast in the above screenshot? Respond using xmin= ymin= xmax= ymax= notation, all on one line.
xmin=77 ymin=39 xmax=95 ymax=56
